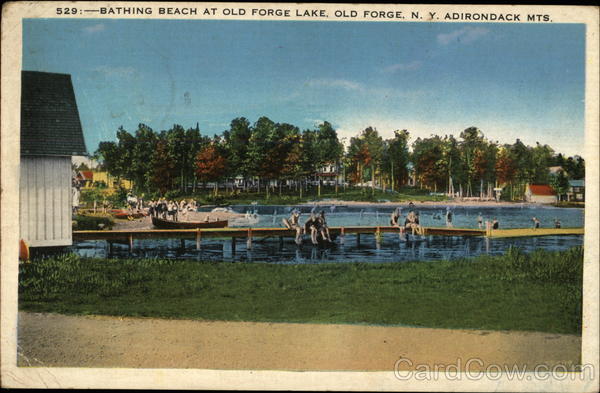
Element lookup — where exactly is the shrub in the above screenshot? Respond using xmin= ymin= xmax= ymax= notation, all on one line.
xmin=72 ymin=214 xmax=114 ymax=230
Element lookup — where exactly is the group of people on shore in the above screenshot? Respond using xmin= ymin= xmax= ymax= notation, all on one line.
xmin=282 ymin=210 xmax=332 ymax=245
xmin=145 ymin=198 xmax=198 ymax=221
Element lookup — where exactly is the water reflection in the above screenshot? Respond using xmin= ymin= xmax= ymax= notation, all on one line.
xmin=74 ymin=234 xmax=583 ymax=264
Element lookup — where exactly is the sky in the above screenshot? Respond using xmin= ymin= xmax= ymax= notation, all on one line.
xmin=23 ymin=19 xmax=586 ymax=157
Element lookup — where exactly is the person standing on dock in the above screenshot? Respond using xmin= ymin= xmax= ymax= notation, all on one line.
xmin=492 ymin=218 xmax=499 ymax=229
xmin=283 ymin=210 xmax=303 ymax=245
xmin=532 ymin=217 xmax=541 ymax=229
xmin=445 ymin=207 xmax=453 ymax=228
xmin=477 ymin=213 xmax=483 ymax=229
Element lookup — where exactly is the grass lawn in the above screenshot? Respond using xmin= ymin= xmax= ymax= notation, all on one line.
xmin=18 ymin=246 xmax=583 ymax=335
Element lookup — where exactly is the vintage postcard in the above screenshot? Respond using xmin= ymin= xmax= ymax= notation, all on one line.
xmin=1 ymin=2 xmax=598 ymax=391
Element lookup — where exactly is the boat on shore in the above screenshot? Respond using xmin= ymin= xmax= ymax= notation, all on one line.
xmin=110 ymin=209 xmax=147 ymax=220
xmin=151 ymin=216 xmax=228 ymax=229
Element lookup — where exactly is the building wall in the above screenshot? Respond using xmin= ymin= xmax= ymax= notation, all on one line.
xmin=531 ymin=195 xmax=557 ymax=204
xmin=88 ymin=171 xmax=133 ymax=192
xmin=20 ymin=156 xmax=72 ymax=247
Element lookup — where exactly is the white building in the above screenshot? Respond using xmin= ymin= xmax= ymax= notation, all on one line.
xmin=20 ymin=71 xmax=87 ymax=247
xmin=524 ymin=184 xmax=557 ymax=204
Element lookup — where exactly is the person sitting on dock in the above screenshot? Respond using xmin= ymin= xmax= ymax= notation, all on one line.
xmin=405 ymin=211 xmax=424 ymax=236
xmin=532 ymin=217 xmax=541 ymax=229
xmin=477 ymin=213 xmax=483 ymax=229
xmin=445 ymin=207 xmax=453 ymax=228
xmin=283 ymin=210 xmax=303 ymax=245
xmin=554 ymin=218 xmax=561 ymax=229
xmin=318 ymin=211 xmax=332 ymax=243
xmin=304 ymin=213 xmax=321 ymax=245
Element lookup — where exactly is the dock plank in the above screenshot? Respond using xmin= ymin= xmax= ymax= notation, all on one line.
xmin=489 ymin=228 xmax=584 ymax=238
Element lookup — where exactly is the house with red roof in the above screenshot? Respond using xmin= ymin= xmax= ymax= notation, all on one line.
xmin=524 ymin=184 xmax=557 ymax=204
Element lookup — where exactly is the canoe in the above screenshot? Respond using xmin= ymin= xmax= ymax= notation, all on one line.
xmin=110 ymin=209 xmax=147 ymax=220
xmin=151 ymin=216 xmax=228 ymax=229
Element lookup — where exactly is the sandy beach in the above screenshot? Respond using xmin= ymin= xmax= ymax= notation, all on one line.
xmin=17 ymin=312 xmax=581 ymax=370
xmin=112 ymin=210 xmax=244 ymax=230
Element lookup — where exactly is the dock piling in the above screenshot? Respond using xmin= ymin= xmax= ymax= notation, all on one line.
xmin=196 ymin=229 xmax=202 ymax=250
xmin=247 ymin=228 xmax=253 ymax=249
xmin=128 ymin=234 xmax=133 ymax=253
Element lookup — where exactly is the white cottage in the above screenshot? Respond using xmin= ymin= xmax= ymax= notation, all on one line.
xmin=524 ymin=184 xmax=557 ymax=204
xmin=20 ymin=71 xmax=87 ymax=247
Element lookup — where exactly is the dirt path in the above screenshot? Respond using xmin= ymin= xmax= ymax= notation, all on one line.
xmin=17 ymin=312 xmax=581 ymax=371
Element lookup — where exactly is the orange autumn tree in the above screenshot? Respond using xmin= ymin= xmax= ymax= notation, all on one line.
xmin=195 ymin=143 xmax=226 ymax=196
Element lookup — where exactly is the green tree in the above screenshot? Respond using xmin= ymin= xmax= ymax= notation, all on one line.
xmin=223 ymin=117 xmax=252 ymax=183
xmin=384 ymin=129 xmax=410 ymax=190
xmin=195 ymin=142 xmax=227 ymax=196
xmin=131 ymin=123 xmax=158 ymax=192
xmin=550 ymin=170 xmax=570 ymax=201
xmin=150 ymin=139 xmax=176 ymax=195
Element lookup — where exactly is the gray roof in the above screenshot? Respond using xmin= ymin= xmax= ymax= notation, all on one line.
xmin=569 ymin=179 xmax=584 ymax=187
xmin=21 ymin=71 xmax=87 ymax=156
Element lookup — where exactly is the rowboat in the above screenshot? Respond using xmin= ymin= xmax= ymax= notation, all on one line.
xmin=151 ymin=216 xmax=228 ymax=229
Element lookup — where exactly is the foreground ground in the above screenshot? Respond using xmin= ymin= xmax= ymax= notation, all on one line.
xmin=17 ymin=247 xmax=583 ymax=370
xmin=19 ymin=247 xmax=583 ymax=334
xmin=17 ymin=311 xmax=581 ymax=370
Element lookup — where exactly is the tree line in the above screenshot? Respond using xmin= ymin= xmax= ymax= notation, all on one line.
xmin=93 ymin=117 xmax=585 ymax=200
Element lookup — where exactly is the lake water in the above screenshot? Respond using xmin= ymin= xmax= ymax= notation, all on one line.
xmin=72 ymin=204 xmax=584 ymax=264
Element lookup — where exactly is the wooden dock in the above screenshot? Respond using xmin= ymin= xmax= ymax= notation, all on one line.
xmin=488 ymin=227 xmax=584 ymax=238
xmin=72 ymin=226 xmax=584 ymax=252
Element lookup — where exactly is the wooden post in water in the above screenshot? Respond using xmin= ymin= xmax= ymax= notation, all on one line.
xmin=340 ymin=227 xmax=345 ymax=245
xmin=375 ymin=226 xmax=381 ymax=245
xmin=196 ymin=229 xmax=201 ymax=250
xmin=247 ymin=228 xmax=253 ymax=249
xmin=180 ymin=238 xmax=185 ymax=249
xmin=356 ymin=233 xmax=360 ymax=246
xmin=128 ymin=234 xmax=134 ymax=253
xmin=231 ymin=237 xmax=236 ymax=252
